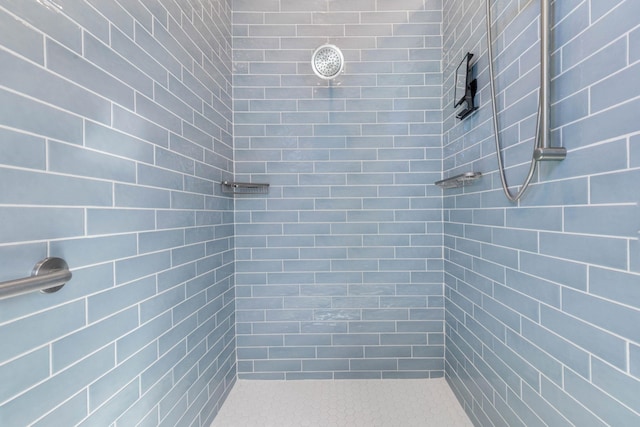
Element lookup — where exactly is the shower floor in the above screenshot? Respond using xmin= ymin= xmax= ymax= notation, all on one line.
xmin=211 ymin=378 xmax=472 ymax=426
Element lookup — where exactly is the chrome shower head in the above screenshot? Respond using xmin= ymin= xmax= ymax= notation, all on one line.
xmin=311 ymin=44 xmax=344 ymax=80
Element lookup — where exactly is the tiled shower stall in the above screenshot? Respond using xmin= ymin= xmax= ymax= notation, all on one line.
xmin=0 ymin=0 xmax=639 ymax=426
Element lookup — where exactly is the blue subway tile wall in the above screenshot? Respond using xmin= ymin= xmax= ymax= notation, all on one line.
xmin=443 ymin=0 xmax=640 ymax=425
xmin=233 ymin=0 xmax=445 ymax=379
xmin=0 ymin=1 xmax=235 ymax=426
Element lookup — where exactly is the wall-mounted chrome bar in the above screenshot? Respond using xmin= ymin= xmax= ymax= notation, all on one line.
xmin=0 ymin=257 xmax=72 ymax=300
xmin=534 ymin=0 xmax=566 ymax=162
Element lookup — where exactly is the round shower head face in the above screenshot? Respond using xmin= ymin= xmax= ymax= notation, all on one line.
xmin=312 ymin=44 xmax=344 ymax=80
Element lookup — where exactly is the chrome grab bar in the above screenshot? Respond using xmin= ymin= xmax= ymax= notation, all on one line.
xmin=0 ymin=257 xmax=72 ymax=300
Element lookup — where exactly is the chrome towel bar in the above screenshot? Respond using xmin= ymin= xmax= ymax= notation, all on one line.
xmin=0 ymin=257 xmax=72 ymax=300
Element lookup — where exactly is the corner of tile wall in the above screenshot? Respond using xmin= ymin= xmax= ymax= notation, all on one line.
xmin=0 ymin=1 xmax=236 ymax=426
xmin=442 ymin=0 xmax=640 ymax=425
xmin=232 ymin=0 xmax=446 ymax=381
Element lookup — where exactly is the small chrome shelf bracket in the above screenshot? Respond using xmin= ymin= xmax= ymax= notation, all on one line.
xmin=221 ymin=181 xmax=270 ymax=195
xmin=435 ymin=172 xmax=483 ymax=189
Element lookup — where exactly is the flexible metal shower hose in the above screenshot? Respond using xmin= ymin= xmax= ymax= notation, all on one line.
xmin=485 ymin=0 xmax=544 ymax=202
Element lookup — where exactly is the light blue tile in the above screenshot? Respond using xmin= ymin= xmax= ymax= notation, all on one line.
xmin=52 ymin=236 xmax=136 ymax=271
xmin=89 ymin=343 xmax=155 ymax=411
xmin=562 ymin=97 xmax=640 ymax=150
xmin=397 ymin=320 xmax=442 ymax=332
xmin=52 ymin=307 xmax=137 ymax=372
xmin=112 ymin=106 xmax=169 ymax=148
xmin=565 ymin=205 xmax=640 ymax=238
xmin=0 ymin=167 xmax=112 ymax=207
xmin=592 ymin=357 xmax=640 ymax=414
xmin=471 ymin=303 xmax=511 ymax=340
xmin=116 ymin=312 xmax=172 ymax=362
xmin=238 ymin=347 xmax=268 ymax=360
xmin=493 ymin=284 xmax=540 ymax=322
xmin=269 ymin=346 xmax=315 ymax=359
xmin=140 ymin=285 xmax=186 ymax=324
xmin=157 ymin=209 xmax=195 ymax=229
xmin=0 ymin=207 xmax=84 ymax=244
xmin=49 ymin=141 xmax=136 ymax=182
xmin=283 ymin=296 xmax=332 ymax=309
xmin=0 ymin=49 xmax=111 ymax=124
xmin=1 ymin=346 xmax=113 ymax=427
xmin=380 ymin=333 xmax=427 ymax=345
xmin=0 ymin=347 xmax=49 ymax=403
xmin=254 ymin=360 xmax=301 ymax=372
xmin=519 ymin=252 xmax=587 ymax=291
xmin=590 ymin=267 xmax=640 ymax=309
xmin=318 ymin=346 xmax=364 ymax=358
xmin=505 ymin=270 xmax=560 ymax=308
xmin=115 ymin=184 xmax=170 ymax=209
xmin=349 ymin=321 xmax=395 ymax=333
xmin=0 ymin=88 xmax=83 ymax=143
xmin=413 ymin=345 xmax=444 ymax=358
xmin=285 ymin=334 xmax=332 ymax=346
xmin=301 ymin=321 xmax=348 ymax=333
xmin=351 ymin=358 xmax=397 ymax=371
xmin=117 ymin=375 xmax=164 ymax=425
xmin=631 ymin=135 xmax=640 ymax=168
xmin=138 ymin=230 xmax=184 ymax=253
xmin=365 ymin=346 xmax=411 ymax=358
xmin=492 ymin=227 xmax=537 ymax=252
xmin=87 ymin=208 xmax=155 ymax=235
xmin=80 ymin=380 xmax=139 ymax=427
xmin=591 ymin=169 xmax=640 ymax=204
xmin=156 ymin=147 xmax=195 ymax=175
xmin=409 ymin=308 xmax=443 ymax=320
xmin=133 ymin=21 xmax=181 ymax=77
xmin=86 ymin=0 xmax=135 ymax=34
xmin=541 ymin=306 xmax=626 ymax=370
xmin=0 ymin=128 xmax=45 ymax=169
xmin=252 ymin=322 xmax=299 ymax=334
xmin=152 ymin=84 xmax=195 ymax=124
xmin=398 ymin=358 xmax=444 ymax=371
xmin=157 ymin=262 xmax=196 ymax=291
xmin=158 ymin=314 xmax=198 ymax=358
xmin=2 ymin=1 xmax=81 ymax=53
xmin=302 ymin=359 xmax=350 ymax=372
xmin=47 ymin=39 xmax=133 ymax=108
xmin=380 ymin=296 xmax=427 ymax=308
xmin=564 ymin=368 xmax=640 ymax=426
xmin=236 ymin=297 xmax=283 ymax=310
xmin=85 ymin=121 xmax=155 ymax=164
xmin=0 ymin=7 xmax=44 ymax=63
xmin=505 ymin=207 xmax=562 ymax=231
xmin=88 ymin=276 xmax=156 ymax=323
xmin=563 ymin=288 xmax=640 ymax=343
xmin=116 ymin=251 xmax=171 ymax=284
xmin=539 ymin=377 xmax=608 ymax=427
xmin=630 ymin=343 xmax=640 ymax=380
xmin=523 ymin=313 xmax=585 ymax=377
xmin=140 ymin=344 xmax=185 ymax=393
xmin=539 ymin=232 xmax=628 ymax=270
xmin=334 ymin=372 xmax=382 ymax=379
xmin=481 ymin=244 xmax=518 ymax=269
xmin=31 ymin=392 xmax=87 ymax=427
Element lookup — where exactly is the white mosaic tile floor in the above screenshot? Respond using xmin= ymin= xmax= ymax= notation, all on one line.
xmin=211 ymin=378 xmax=473 ymax=427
